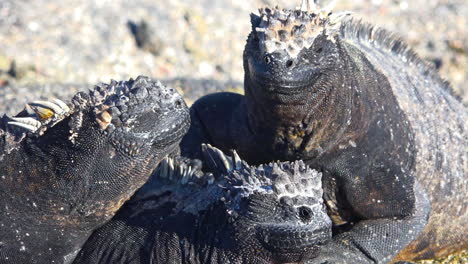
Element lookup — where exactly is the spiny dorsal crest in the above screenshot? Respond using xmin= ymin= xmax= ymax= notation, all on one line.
xmin=253 ymin=0 xmax=350 ymax=58
xmin=153 ymin=144 xmax=323 ymax=203
xmin=153 ymin=143 xmax=244 ymax=187
xmin=202 ymin=144 xmax=323 ymax=201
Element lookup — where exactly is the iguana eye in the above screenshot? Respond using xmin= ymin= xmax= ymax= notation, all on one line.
xmin=315 ymin=47 xmax=323 ymax=54
xmin=174 ymin=99 xmax=184 ymax=108
xmin=298 ymin=206 xmax=313 ymax=223
xmin=264 ymin=55 xmax=271 ymax=64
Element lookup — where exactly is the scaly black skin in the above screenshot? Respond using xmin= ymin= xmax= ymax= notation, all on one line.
xmin=181 ymin=6 xmax=467 ymax=263
xmin=0 ymin=76 xmax=189 ymax=264
xmin=73 ymin=145 xmax=332 ymax=264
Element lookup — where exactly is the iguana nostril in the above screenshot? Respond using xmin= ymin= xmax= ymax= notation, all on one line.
xmin=286 ymin=59 xmax=294 ymax=68
xmin=298 ymin=206 xmax=313 ymax=223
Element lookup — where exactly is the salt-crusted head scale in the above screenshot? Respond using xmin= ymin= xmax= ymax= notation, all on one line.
xmin=252 ymin=0 xmax=350 ymax=58
xmin=199 ymin=144 xmax=324 ymax=209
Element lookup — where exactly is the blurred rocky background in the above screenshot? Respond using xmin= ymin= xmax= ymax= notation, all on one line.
xmin=0 ymin=0 xmax=466 ymax=114
xmin=0 ymin=0 xmax=466 ymax=262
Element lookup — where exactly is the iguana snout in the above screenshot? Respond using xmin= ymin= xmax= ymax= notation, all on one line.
xmin=245 ymin=7 xmax=344 ymax=98
xmin=256 ymin=203 xmax=331 ymax=252
xmin=246 ymin=162 xmax=332 ymax=258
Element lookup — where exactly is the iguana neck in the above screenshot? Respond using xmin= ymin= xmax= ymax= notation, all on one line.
xmin=243 ymin=42 xmax=368 ymax=161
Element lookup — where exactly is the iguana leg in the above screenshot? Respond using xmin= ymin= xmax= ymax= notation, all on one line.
xmin=179 ymin=107 xmax=211 ymax=159
xmin=180 ymin=92 xmax=244 ymax=160
xmin=307 ymin=181 xmax=430 ymax=264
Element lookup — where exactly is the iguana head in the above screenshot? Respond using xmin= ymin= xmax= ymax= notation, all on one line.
xmin=146 ymin=144 xmax=331 ymax=262
xmin=210 ymin=147 xmax=331 ymax=261
xmin=243 ymin=2 xmax=352 ymax=160
xmin=0 ymin=76 xmax=189 ymax=222
xmin=244 ymin=1 xmax=347 ymax=124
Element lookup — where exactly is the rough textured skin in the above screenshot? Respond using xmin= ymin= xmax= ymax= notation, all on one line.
xmin=0 ymin=76 xmax=189 ymax=263
xmin=181 ymin=4 xmax=466 ymax=263
xmin=73 ymin=145 xmax=332 ymax=264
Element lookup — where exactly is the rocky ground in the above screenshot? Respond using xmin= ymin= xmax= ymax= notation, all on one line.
xmin=0 ymin=0 xmax=466 ymax=262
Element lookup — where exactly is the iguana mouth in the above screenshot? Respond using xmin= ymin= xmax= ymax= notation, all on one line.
xmin=252 ymin=222 xmax=330 ymax=263
xmin=258 ymin=224 xmax=331 ymax=251
xmin=251 ymin=72 xmax=322 ymax=96
xmin=151 ymin=116 xmax=190 ymax=147
xmin=247 ymin=57 xmax=323 ymax=96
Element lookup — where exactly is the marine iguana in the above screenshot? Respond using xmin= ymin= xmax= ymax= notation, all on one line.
xmin=0 ymin=76 xmax=190 ymax=263
xmin=180 ymin=2 xmax=467 ymax=262
xmin=72 ymin=144 xmax=332 ymax=264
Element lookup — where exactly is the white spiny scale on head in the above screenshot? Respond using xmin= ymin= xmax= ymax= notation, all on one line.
xmin=270 ymin=160 xmax=323 ymax=202
xmin=96 ymin=111 xmax=112 ymax=130
xmin=255 ymin=2 xmax=350 ymax=58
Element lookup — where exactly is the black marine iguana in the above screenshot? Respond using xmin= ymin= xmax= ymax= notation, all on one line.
xmin=0 ymin=76 xmax=190 ymax=263
xmin=180 ymin=2 xmax=467 ymax=263
xmin=72 ymin=144 xmax=332 ymax=264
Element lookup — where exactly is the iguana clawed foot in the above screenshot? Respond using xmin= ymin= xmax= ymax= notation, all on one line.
xmin=29 ymin=99 xmax=71 ymax=119
xmin=7 ymin=98 xmax=71 ymax=133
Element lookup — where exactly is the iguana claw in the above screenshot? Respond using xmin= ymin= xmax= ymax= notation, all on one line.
xmin=29 ymin=99 xmax=68 ymax=119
